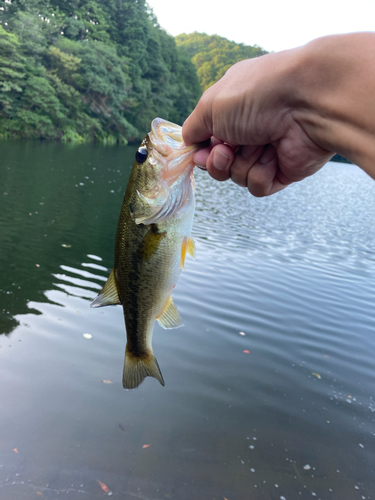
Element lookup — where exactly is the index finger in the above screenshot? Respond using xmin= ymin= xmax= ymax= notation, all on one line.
xmin=182 ymin=95 xmax=213 ymax=146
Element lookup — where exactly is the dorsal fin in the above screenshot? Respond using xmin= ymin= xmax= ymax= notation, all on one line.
xmin=90 ymin=269 xmax=120 ymax=308
xmin=157 ymin=295 xmax=183 ymax=329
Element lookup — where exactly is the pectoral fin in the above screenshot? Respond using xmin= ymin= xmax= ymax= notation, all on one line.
xmin=90 ymin=269 xmax=120 ymax=308
xmin=157 ymin=295 xmax=183 ymax=329
xmin=138 ymin=225 xmax=167 ymax=260
xmin=187 ymin=236 xmax=196 ymax=258
xmin=180 ymin=236 xmax=196 ymax=270
xmin=180 ymin=237 xmax=188 ymax=270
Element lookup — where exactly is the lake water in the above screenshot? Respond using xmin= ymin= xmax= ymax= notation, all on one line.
xmin=0 ymin=141 xmax=375 ymax=500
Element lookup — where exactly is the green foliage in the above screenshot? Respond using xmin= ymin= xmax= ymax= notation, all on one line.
xmin=125 ymin=18 xmax=201 ymax=133
xmin=175 ymin=32 xmax=268 ymax=91
xmin=0 ymin=25 xmax=25 ymax=98
xmin=48 ymin=38 xmax=137 ymax=141
xmin=0 ymin=0 xmax=203 ymax=142
xmin=10 ymin=11 xmax=47 ymax=59
xmin=0 ymin=25 xmax=27 ymax=134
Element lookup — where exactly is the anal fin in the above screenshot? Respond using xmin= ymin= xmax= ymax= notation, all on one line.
xmin=90 ymin=269 xmax=120 ymax=308
xmin=157 ymin=295 xmax=183 ymax=329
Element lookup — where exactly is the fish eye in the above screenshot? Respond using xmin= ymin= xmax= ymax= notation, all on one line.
xmin=135 ymin=147 xmax=148 ymax=164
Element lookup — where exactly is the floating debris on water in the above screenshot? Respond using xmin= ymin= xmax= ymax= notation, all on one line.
xmin=97 ymin=480 xmax=112 ymax=495
xmin=83 ymin=333 xmax=92 ymax=339
xmin=239 ymin=331 xmax=246 ymax=336
xmin=303 ymin=464 xmax=311 ymax=470
xmin=312 ymin=373 xmax=321 ymax=379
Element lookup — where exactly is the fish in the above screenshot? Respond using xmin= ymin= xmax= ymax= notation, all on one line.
xmin=91 ymin=118 xmax=199 ymax=389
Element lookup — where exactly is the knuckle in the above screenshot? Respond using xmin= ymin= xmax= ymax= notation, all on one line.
xmin=230 ymin=157 xmax=252 ymax=188
xmin=230 ymin=168 xmax=248 ymax=188
xmin=247 ymin=171 xmax=270 ymax=197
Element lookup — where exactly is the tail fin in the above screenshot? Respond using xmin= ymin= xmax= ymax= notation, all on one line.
xmin=122 ymin=349 xmax=165 ymax=389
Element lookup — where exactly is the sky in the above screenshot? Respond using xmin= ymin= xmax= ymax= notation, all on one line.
xmin=147 ymin=0 xmax=375 ymax=53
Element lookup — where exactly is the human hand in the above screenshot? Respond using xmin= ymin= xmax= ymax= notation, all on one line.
xmin=182 ymin=49 xmax=334 ymax=197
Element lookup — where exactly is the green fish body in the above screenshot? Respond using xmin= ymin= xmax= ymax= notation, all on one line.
xmin=91 ymin=119 xmax=198 ymax=389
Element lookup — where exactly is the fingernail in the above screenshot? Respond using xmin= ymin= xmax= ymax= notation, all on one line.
xmin=213 ymin=149 xmax=230 ymax=171
xmin=260 ymin=145 xmax=276 ymax=164
xmin=196 ymin=164 xmax=207 ymax=171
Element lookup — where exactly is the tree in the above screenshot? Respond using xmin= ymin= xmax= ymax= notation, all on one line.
xmin=175 ymin=32 xmax=268 ymax=91
xmin=0 ymin=25 xmax=26 ymax=136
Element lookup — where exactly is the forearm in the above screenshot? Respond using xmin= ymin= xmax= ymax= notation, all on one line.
xmin=291 ymin=33 xmax=375 ymax=178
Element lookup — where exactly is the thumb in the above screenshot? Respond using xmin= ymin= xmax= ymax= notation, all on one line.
xmin=182 ymin=94 xmax=214 ymax=146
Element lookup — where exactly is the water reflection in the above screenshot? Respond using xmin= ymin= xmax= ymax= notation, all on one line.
xmin=0 ymin=140 xmax=135 ymax=336
xmin=1 ymin=142 xmax=375 ymax=499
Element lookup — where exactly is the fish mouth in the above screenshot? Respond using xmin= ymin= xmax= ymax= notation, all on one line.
xmin=151 ymin=118 xmax=186 ymax=151
xmin=150 ymin=118 xmax=198 ymax=184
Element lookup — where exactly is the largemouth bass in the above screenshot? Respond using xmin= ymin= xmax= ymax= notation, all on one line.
xmin=91 ymin=118 xmax=199 ymax=389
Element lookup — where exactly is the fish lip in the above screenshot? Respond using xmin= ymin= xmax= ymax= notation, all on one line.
xmin=148 ymin=118 xmax=200 ymax=184
xmin=150 ymin=118 xmax=202 ymax=157
xmin=150 ymin=118 xmax=183 ymax=154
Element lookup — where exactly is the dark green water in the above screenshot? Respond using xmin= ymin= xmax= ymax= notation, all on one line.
xmin=1 ymin=141 xmax=375 ymax=500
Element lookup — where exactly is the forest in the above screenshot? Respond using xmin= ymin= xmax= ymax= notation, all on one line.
xmin=0 ymin=0 xmax=266 ymax=143
xmin=176 ymin=32 xmax=267 ymax=91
